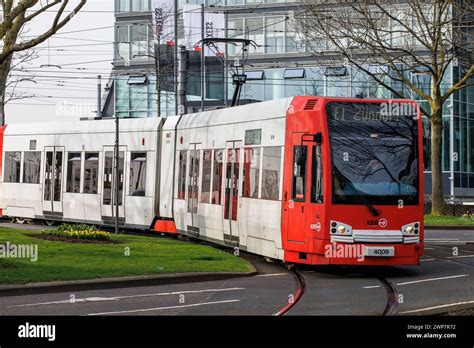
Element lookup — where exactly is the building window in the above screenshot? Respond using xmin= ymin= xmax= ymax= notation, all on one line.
xmin=115 ymin=74 xmax=160 ymax=118
xmin=246 ymin=17 xmax=264 ymax=54
xmin=116 ymin=0 xmax=150 ymax=12
xmin=246 ymin=71 xmax=265 ymax=81
xmin=201 ymin=150 xmax=212 ymax=203
xmin=227 ymin=18 xmax=243 ymax=56
xmin=284 ymin=68 xmax=305 ymax=79
xmin=130 ymin=152 xmax=147 ymax=196
xmin=265 ymin=17 xmax=285 ymax=54
xmin=212 ymin=149 xmax=223 ymax=204
xmin=292 ymin=146 xmax=307 ymax=201
xmin=132 ymin=0 xmax=150 ymax=11
xmin=83 ymin=153 xmax=99 ymax=194
xmin=116 ymin=26 xmax=130 ymax=61
xmin=131 ymin=24 xmax=149 ymax=59
xmin=242 ymin=147 xmax=260 ymax=198
xmin=4 ymin=152 xmax=21 ymax=183
xmin=67 ymin=152 xmax=82 ymax=193
xmin=115 ymin=0 xmax=130 ymax=12
xmin=262 ymin=147 xmax=281 ymax=200
xmin=177 ymin=150 xmax=187 ymax=199
xmin=23 ymin=152 xmax=41 ymax=184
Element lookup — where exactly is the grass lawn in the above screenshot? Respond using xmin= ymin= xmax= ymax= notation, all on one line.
xmin=425 ymin=214 xmax=474 ymax=226
xmin=0 ymin=227 xmax=252 ymax=285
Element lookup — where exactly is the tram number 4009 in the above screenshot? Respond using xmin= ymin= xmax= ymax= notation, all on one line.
xmin=363 ymin=246 xmax=395 ymax=257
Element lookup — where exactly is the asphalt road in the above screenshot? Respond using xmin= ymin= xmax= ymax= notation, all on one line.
xmin=1 ymin=223 xmax=474 ymax=315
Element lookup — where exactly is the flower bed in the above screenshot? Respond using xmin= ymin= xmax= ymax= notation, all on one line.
xmin=41 ymin=224 xmax=112 ymax=241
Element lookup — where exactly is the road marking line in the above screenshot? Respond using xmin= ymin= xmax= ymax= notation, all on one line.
xmin=113 ymin=287 xmax=245 ymax=301
xmin=256 ymin=273 xmax=287 ymax=277
xmin=11 ymin=297 xmax=119 ymax=308
xmin=426 ymin=238 xmax=460 ymax=241
xmin=400 ymin=300 xmax=474 ymax=314
xmin=363 ymin=274 xmax=469 ymax=289
xmin=87 ymin=299 xmax=241 ymax=316
xmin=426 ymin=240 xmax=470 ymax=244
xmin=447 ymin=255 xmax=474 ymax=259
xmin=10 ymin=287 xmax=245 ymax=308
xmin=420 ymin=258 xmax=436 ymax=262
xmin=396 ymin=274 xmax=468 ymax=286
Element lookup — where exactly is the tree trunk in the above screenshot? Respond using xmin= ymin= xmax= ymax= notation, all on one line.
xmin=0 ymin=56 xmax=12 ymax=126
xmin=430 ymin=106 xmax=445 ymax=215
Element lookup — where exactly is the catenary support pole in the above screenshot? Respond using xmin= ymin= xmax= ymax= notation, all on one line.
xmin=97 ymin=75 xmax=102 ymax=118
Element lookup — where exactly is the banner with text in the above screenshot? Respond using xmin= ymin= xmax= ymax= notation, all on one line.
xmin=183 ymin=4 xmax=225 ymax=57
xmin=152 ymin=0 xmax=175 ymax=45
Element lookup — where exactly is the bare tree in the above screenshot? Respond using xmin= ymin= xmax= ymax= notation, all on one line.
xmin=297 ymin=0 xmax=474 ymax=215
xmin=0 ymin=0 xmax=87 ymax=125
xmin=5 ymin=48 xmax=38 ymax=104
xmin=115 ymin=11 xmax=175 ymax=118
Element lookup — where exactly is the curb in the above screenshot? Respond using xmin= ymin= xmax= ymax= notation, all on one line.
xmin=0 ymin=269 xmax=257 ymax=297
xmin=398 ymin=302 xmax=474 ymax=316
xmin=425 ymin=225 xmax=474 ymax=230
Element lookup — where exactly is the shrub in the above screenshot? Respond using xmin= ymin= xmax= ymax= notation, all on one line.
xmin=42 ymin=224 xmax=111 ymax=241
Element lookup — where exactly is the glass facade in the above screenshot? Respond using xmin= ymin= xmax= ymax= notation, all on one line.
xmin=115 ymin=0 xmax=151 ymax=13
xmin=113 ymin=1 xmax=474 ymax=195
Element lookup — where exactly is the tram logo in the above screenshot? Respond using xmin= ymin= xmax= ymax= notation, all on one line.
xmin=366 ymin=218 xmax=388 ymax=228
xmin=378 ymin=218 xmax=388 ymax=228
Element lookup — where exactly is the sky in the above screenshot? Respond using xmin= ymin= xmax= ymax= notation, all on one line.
xmin=5 ymin=0 xmax=114 ymax=124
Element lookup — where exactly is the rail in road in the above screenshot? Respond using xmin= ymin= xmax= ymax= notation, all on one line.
xmin=1 ymin=221 xmax=474 ymax=316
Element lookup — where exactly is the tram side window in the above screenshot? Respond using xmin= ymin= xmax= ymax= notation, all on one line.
xmin=292 ymin=146 xmax=307 ymax=202
xmin=129 ymin=152 xmax=147 ymax=196
xmin=242 ymin=147 xmax=260 ymax=198
xmin=201 ymin=150 xmax=212 ymax=203
xmin=311 ymin=145 xmax=323 ymax=203
xmin=66 ymin=152 xmax=82 ymax=193
xmin=262 ymin=147 xmax=282 ymax=200
xmin=177 ymin=150 xmax=187 ymax=199
xmin=4 ymin=152 xmax=21 ymax=183
xmin=83 ymin=153 xmax=99 ymax=194
xmin=212 ymin=149 xmax=223 ymax=204
xmin=23 ymin=152 xmax=41 ymax=184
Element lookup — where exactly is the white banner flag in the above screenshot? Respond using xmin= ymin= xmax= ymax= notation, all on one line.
xmin=152 ymin=0 xmax=175 ymax=45
xmin=183 ymin=4 xmax=225 ymax=57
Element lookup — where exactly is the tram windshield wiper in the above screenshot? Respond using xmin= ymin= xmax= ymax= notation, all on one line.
xmin=334 ymin=169 xmax=380 ymax=217
xmin=347 ymin=183 xmax=381 ymax=217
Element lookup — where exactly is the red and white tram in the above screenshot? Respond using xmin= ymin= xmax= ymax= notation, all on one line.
xmin=0 ymin=97 xmax=424 ymax=265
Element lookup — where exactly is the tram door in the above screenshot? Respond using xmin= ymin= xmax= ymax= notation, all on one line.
xmin=223 ymin=141 xmax=242 ymax=245
xmin=186 ymin=144 xmax=201 ymax=235
xmin=286 ymin=133 xmax=309 ymax=243
xmin=42 ymin=146 xmax=64 ymax=216
xmin=101 ymin=146 xmax=126 ymax=222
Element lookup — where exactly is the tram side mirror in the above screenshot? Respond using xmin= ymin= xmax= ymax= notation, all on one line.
xmin=314 ymin=132 xmax=322 ymax=144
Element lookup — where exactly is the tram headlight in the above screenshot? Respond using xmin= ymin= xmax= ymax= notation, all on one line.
xmin=402 ymin=222 xmax=420 ymax=236
xmin=330 ymin=220 xmax=352 ymax=235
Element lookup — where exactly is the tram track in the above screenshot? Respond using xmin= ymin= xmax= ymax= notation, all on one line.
xmin=273 ymin=266 xmax=306 ymax=316
xmin=377 ymin=276 xmax=399 ymax=316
